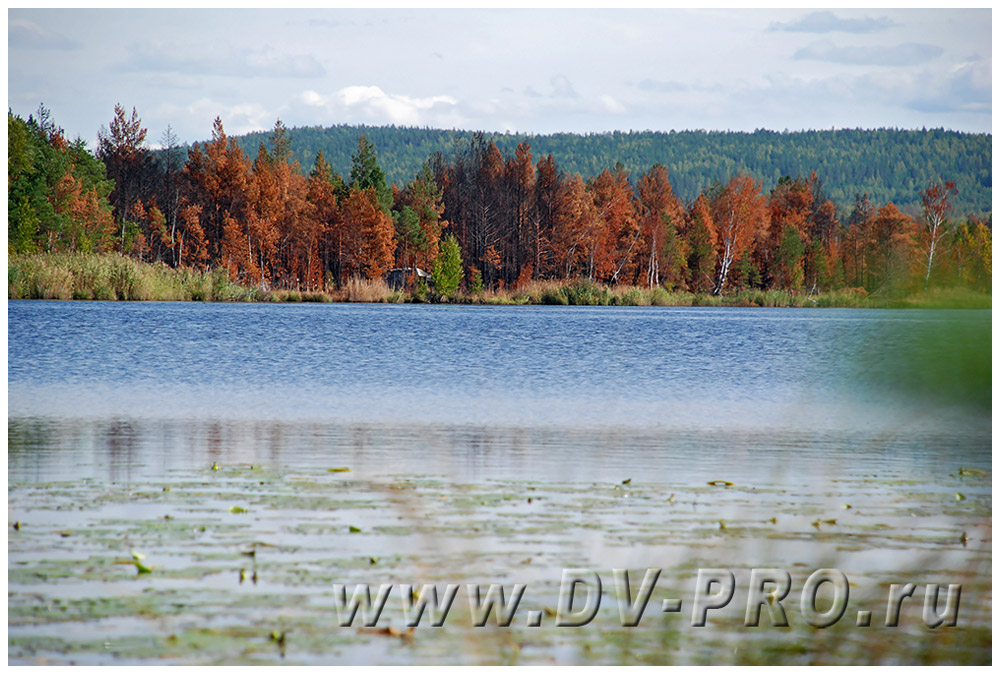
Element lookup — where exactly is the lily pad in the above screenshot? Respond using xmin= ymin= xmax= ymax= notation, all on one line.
xmin=130 ymin=551 xmax=153 ymax=574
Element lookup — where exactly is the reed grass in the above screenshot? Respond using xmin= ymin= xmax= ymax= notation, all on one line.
xmin=337 ymin=277 xmax=404 ymax=304
xmin=8 ymin=253 xmax=248 ymax=302
xmin=8 ymin=254 xmax=990 ymax=309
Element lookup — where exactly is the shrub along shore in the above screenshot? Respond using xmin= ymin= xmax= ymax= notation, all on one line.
xmin=7 ymin=253 xmax=991 ymax=309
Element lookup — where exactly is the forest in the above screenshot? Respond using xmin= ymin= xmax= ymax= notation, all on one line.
xmin=7 ymin=105 xmax=993 ymax=300
xmin=231 ymin=124 xmax=992 ymax=216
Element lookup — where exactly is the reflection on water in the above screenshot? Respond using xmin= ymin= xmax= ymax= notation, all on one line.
xmin=8 ymin=301 xmax=990 ymax=482
xmin=7 ymin=302 xmax=991 ymax=664
xmin=7 ymin=415 xmax=991 ymax=487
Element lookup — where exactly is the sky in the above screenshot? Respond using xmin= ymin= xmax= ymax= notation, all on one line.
xmin=7 ymin=8 xmax=992 ymax=149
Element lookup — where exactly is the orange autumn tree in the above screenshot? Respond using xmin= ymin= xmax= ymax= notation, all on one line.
xmin=533 ymin=154 xmax=562 ymax=278
xmin=635 ymin=164 xmax=685 ymax=288
xmin=472 ymin=141 xmax=506 ymax=288
xmin=247 ymin=143 xmax=282 ymax=284
xmin=246 ymin=120 xmax=321 ymax=289
xmin=269 ymin=120 xmax=322 ymax=289
xmin=503 ymin=142 xmax=536 ymax=284
xmin=552 ymin=173 xmax=599 ymax=279
xmin=307 ymin=151 xmax=343 ymax=289
xmin=281 ymin=177 xmax=322 ymax=290
xmin=869 ymin=202 xmax=918 ymax=292
xmin=711 ymin=174 xmax=769 ymax=295
xmin=765 ymin=174 xmax=815 ymax=290
xmin=183 ymin=117 xmax=255 ymax=281
xmin=341 ymin=188 xmax=395 ymax=281
xmin=50 ymin=167 xmax=116 ymax=253
xmin=806 ymin=198 xmax=841 ymax=291
xmin=339 ymin=134 xmax=397 ymax=282
xmin=176 ymin=204 xmax=208 ymax=269
xmin=589 ymin=165 xmax=638 ymax=283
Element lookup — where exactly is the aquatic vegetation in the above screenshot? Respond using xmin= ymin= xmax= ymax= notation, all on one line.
xmin=7 ymin=302 xmax=990 ymax=664
xmin=8 ymin=463 xmax=990 ymax=665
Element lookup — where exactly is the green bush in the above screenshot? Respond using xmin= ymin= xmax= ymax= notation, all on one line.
xmin=540 ymin=286 xmax=568 ymax=305
xmin=432 ymin=234 xmax=463 ymax=297
xmin=565 ymin=279 xmax=608 ymax=305
xmin=613 ymin=288 xmax=644 ymax=306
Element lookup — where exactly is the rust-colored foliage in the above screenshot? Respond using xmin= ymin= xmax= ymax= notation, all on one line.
xmin=32 ymin=105 xmax=985 ymax=296
xmin=533 ymin=154 xmax=563 ymax=278
xmin=869 ymin=202 xmax=918 ymax=291
xmin=341 ymin=188 xmax=396 ymax=281
xmin=49 ymin=168 xmax=115 ymax=253
xmin=307 ymin=151 xmax=343 ymax=289
xmin=552 ymin=174 xmax=599 ymax=279
xmin=184 ymin=117 xmax=253 ymax=266
xmin=710 ymin=174 xmax=769 ymax=295
xmin=177 ymin=204 xmax=208 ymax=268
xmin=504 ymin=142 xmax=536 ymax=282
xmin=589 ymin=166 xmax=638 ymax=283
xmin=249 ymin=125 xmax=321 ymax=289
xmin=636 ymin=164 xmax=686 ymax=288
xmin=805 ymin=199 xmax=840 ymax=291
xmin=763 ymin=175 xmax=814 ymax=286
xmin=682 ymin=193 xmax=718 ymax=293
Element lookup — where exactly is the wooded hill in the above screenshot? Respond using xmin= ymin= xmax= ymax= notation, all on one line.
xmin=226 ymin=125 xmax=992 ymax=217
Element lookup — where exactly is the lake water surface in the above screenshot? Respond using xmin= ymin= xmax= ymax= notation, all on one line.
xmin=8 ymin=302 xmax=991 ymax=664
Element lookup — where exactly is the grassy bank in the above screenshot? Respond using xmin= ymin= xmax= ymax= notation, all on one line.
xmin=8 ymin=253 xmax=991 ymax=309
xmin=7 ymin=253 xmax=264 ymax=302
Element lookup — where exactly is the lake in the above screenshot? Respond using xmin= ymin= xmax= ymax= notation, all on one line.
xmin=8 ymin=301 xmax=991 ymax=664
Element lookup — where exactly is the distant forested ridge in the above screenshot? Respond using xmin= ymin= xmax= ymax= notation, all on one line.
xmin=227 ymin=125 xmax=992 ymax=217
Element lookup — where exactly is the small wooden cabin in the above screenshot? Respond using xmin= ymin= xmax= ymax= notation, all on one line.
xmin=385 ymin=267 xmax=433 ymax=291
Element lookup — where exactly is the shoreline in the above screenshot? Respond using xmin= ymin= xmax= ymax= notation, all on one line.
xmin=8 ymin=253 xmax=992 ymax=310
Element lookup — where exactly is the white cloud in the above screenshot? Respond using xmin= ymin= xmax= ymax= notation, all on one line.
xmin=600 ymin=95 xmax=626 ymax=115
xmin=6 ymin=9 xmax=992 ymax=142
xmin=299 ymin=85 xmax=459 ymax=126
xmin=152 ymin=98 xmax=276 ymax=139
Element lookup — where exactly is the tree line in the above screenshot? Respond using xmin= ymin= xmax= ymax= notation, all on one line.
xmin=230 ymin=124 xmax=992 ymax=216
xmin=8 ymin=105 xmax=992 ymax=297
